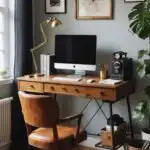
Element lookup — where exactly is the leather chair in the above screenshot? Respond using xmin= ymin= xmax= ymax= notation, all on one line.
xmin=18 ymin=91 xmax=87 ymax=150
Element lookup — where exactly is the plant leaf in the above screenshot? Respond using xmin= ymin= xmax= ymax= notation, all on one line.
xmin=136 ymin=61 xmax=146 ymax=78
xmin=128 ymin=0 xmax=150 ymax=39
xmin=144 ymin=59 xmax=150 ymax=75
xmin=144 ymin=85 xmax=150 ymax=97
xmin=133 ymin=101 xmax=145 ymax=121
xmin=138 ymin=49 xmax=149 ymax=59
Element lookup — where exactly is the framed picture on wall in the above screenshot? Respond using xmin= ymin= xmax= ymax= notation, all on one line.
xmin=45 ymin=0 xmax=66 ymax=14
xmin=75 ymin=0 xmax=113 ymax=20
xmin=124 ymin=0 xmax=144 ymax=2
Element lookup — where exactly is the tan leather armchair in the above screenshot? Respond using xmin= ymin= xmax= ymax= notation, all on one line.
xmin=18 ymin=91 xmax=87 ymax=150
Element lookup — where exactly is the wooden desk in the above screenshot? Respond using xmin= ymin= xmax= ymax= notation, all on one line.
xmin=18 ymin=74 xmax=134 ymax=102
xmin=17 ymin=74 xmax=135 ymax=150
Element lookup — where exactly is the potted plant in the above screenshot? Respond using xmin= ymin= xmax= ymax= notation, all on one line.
xmin=0 ymin=68 xmax=8 ymax=79
xmin=128 ymin=0 xmax=150 ymax=142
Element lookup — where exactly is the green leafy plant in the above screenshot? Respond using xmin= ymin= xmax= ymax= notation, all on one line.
xmin=128 ymin=0 xmax=150 ymax=39
xmin=128 ymin=0 xmax=150 ymax=129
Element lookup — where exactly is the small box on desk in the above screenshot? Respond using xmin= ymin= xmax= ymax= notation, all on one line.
xmin=100 ymin=123 xmax=126 ymax=147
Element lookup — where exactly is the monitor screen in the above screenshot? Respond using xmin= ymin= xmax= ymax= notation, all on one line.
xmin=55 ymin=35 xmax=96 ymax=65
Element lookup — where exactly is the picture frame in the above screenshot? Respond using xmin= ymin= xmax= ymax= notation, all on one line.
xmin=124 ymin=0 xmax=144 ymax=2
xmin=75 ymin=0 xmax=113 ymax=20
xmin=45 ymin=0 xmax=66 ymax=14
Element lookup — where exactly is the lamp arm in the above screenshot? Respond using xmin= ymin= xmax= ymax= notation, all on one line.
xmin=30 ymin=22 xmax=48 ymax=73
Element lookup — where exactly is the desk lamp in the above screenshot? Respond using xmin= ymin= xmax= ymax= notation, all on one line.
xmin=30 ymin=17 xmax=62 ymax=76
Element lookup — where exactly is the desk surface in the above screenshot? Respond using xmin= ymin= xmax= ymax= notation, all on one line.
xmin=17 ymin=74 xmax=135 ymax=102
xmin=18 ymin=74 xmax=130 ymax=89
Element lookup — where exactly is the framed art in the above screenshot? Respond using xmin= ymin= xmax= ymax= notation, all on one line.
xmin=45 ymin=0 xmax=66 ymax=14
xmin=75 ymin=0 xmax=113 ymax=20
xmin=124 ymin=0 xmax=144 ymax=2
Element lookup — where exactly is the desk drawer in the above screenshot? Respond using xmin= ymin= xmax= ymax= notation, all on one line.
xmin=19 ymin=81 xmax=44 ymax=93
xmin=85 ymin=87 xmax=115 ymax=101
xmin=44 ymin=84 xmax=86 ymax=96
xmin=44 ymin=84 xmax=116 ymax=100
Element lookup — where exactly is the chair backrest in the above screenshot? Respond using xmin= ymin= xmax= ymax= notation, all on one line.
xmin=18 ymin=91 xmax=59 ymax=128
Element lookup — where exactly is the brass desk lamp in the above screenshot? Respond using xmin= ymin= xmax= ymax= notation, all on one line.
xmin=30 ymin=17 xmax=62 ymax=76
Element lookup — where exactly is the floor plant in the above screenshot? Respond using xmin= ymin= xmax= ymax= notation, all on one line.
xmin=128 ymin=0 xmax=150 ymax=146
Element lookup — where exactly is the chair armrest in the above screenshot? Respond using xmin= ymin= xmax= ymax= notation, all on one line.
xmin=59 ymin=113 xmax=83 ymax=123
xmin=59 ymin=113 xmax=83 ymax=144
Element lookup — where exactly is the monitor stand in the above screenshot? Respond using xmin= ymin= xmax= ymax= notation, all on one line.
xmin=65 ymin=70 xmax=86 ymax=78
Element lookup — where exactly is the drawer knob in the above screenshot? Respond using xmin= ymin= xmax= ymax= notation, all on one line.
xmin=62 ymin=88 xmax=67 ymax=92
xmin=50 ymin=87 xmax=55 ymax=91
xmin=86 ymin=94 xmax=91 ymax=97
xmin=100 ymin=91 xmax=105 ymax=96
xmin=75 ymin=89 xmax=79 ymax=93
xmin=30 ymin=85 xmax=35 ymax=89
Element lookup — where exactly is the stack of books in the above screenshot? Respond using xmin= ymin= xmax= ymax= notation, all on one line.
xmin=40 ymin=54 xmax=54 ymax=75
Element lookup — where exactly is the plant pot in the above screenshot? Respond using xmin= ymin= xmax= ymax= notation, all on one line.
xmin=142 ymin=128 xmax=150 ymax=141
xmin=128 ymin=139 xmax=143 ymax=150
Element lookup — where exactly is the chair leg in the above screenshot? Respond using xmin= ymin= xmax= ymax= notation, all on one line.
xmin=123 ymin=144 xmax=127 ymax=150
xmin=27 ymin=145 xmax=32 ymax=150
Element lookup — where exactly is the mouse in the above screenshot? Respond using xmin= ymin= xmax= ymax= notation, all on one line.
xmin=87 ymin=79 xmax=96 ymax=83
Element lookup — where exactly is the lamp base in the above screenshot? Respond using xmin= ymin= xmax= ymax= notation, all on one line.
xmin=25 ymin=73 xmax=45 ymax=78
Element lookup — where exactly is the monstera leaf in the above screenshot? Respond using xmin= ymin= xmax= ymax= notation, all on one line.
xmin=128 ymin=0 xmax=150 ymax=39
xmin=136 ymin=50 xmax=150 ymax=77
xmin=133 ymin=100 xmax=146 ymax=121
xmin=133 ymin=100 xmax=150 ymax=121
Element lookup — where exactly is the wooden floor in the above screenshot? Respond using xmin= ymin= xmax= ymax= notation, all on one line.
xmin=10 ymin=136 xmax=124 ymax=150
xmin=11 ymin=144 xmax=97 ymax=150
xmin=73 ymin=146 xmax=97 ymax=150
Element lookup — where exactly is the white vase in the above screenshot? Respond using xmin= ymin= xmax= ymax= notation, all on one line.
xmin=142 ymin=129 xmax=150 ymax=142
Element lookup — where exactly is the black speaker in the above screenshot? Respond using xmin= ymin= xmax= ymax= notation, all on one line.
xmin=50 ymin=55 xmax=56 ymax=74
xmin=111 ymin=51 xmax=133 ymax=81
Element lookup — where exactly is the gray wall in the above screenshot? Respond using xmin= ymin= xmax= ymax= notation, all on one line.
xmin=33 ymin=0 xmax=149 ymax=133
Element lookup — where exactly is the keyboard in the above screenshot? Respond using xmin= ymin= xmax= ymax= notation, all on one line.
xmin=51 ymin=77 xmax=82 ymax=82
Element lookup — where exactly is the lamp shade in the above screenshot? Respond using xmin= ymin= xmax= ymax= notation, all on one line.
xmin=46 ymin=17 xmax=62 ymax=28
xmin=51 ymin=19 xmax=62 ymax=28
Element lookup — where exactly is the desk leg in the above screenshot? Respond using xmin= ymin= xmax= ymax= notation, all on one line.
xmin=109 ymin=102 xmax=115 ymax=150
xmin=54 ymin=94 xmax=57 ymax=100
xmin=126 ymin=96 xmax=134 ymax=138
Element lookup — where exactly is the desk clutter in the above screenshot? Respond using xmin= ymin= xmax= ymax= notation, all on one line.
xmin=39 ymin=51 xmax=133 ymax=86
xmin=96 ymin=114 xmax=126 ymax=149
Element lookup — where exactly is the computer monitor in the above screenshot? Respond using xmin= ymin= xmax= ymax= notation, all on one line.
xmin=54 ymin=35 xmax=96 ymax=75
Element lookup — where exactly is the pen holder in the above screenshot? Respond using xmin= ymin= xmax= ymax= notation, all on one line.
xmin=100 ymin=70 xmax=107 ymax=80
xmin=100 ymin=64 xmax=108 ymax=80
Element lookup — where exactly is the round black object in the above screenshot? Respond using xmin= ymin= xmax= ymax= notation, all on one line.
xmin=127 ymin=139 xmax=144 ymax=148
xmin=107 ymin=114 xmax=124 ymax=126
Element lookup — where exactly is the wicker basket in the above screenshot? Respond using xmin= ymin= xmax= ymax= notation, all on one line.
xmin=100 ymin=123 xmax=126 ymax=147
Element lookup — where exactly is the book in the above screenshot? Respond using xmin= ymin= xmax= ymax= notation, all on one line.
xmin=99 ymin=79 xmax=122 ymax=85
xmin=40 ymin=54 xmax=44 ymax=74
xmin=40 ymin=54 xmax=55 ymax=75
xmin=46 ymin=55 xmax=50 ymax=75
xmin=43 ymin=55 xmax=47 ymax=75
